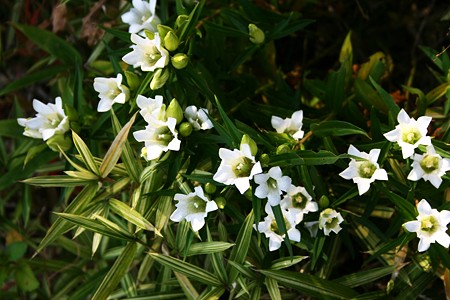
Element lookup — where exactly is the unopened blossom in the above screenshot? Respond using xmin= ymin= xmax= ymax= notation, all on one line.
xmin=403 ymin=199 xmax=450 ymax=252
xmin=133 ymin=117 xmax=181 ymax=161
xmin=93 ymin=73 xmax=129 ymax=112
xmin=271 ymin=110 xmax=304 ymax=140
xmin=256 ymin=203 xmax=301 ymax=251
xmin=121 ymin=0 xmax=161 ymax=34
xmin=17 ymin=97 xmax=69 ymax=141
xmin=319 ymin=208 xmax=344 ymax=236
xmin=184 ymin=105 xmax=213 ymax=130
xmin=407 ymin=145 xmax=450 ymax=189
xmin=281 ymin=185 xmax=318 ymax=224
xmin=339 ymin=145 xmax=388 ymax=195
xmin=122 ymin=33 xmax=169 ymax=72
xmin=304 ymin=221 xmax=319 ymax=238
xmin=136 ymin=94 xmax=166 ymax=123
xmin=170 ymin=186 xmax=218 ymax=232
xmin=254 ymin=166 xmax=291 ymax=206
xmin=213 ymin=144 xmax=262 ymax=194
xmin=384 ymin=109 xmax=432 ymax=159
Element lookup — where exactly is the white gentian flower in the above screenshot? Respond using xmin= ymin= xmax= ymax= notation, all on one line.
xmin=121 ymin=0 xmax=161 ymax=34
xmin=281 ymin=185 xmax=318 ymax=224
xmin=213 ymin=144 xmax=262 ymax=194
xmin=254 ymin=166 xmax=291 ymax=206
xmin=319 ymin=208 xmax=344 ymax=236
xmin=17 ymin=97 xmax=69 ymax=141
xmin=407 ymin=145 xmax=450 ymax=189
xmin=133 ymin=117 xmax=181 ymax=161
xmin=136 ymin=94 xmax=166 ymax=123
xmin=339 ymin=145 xmax=388 ymax=195
xmin=93 ymin=73 xmax=130 ymax=112
xmin=384 ymin=109 xmax=432 ymax=159
xmin=184 ymin=105 xmax=214 ymax=130
xmin=256 ymin=203 xmax=301 ymax=251
xmin=271 ymin=110 xmax=304 ymax=140
xmin=403 ymin=199 xmax=450 ymax=252
xmin=122 ymin=33 xmax=169 ymax=72
xmin=170 ymin=186 xmax=218 ymax=232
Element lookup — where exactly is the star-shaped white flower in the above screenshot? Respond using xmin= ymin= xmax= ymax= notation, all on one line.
xmin=407 ymin=145 xmax=450 ymax=188
xmin=17 ymin=97 xmax=69 ymax=141
xmin=271 ymin=110 xmax=304 ymax=140
xmin=339 ymin=145 xmax=388 ymax=195
xmin=403 ymin=199 xmax=450 ymax=252
xmin=213 ymin=144 xmax=262 ymax=194
xmin=384 ymin=109 xmax=432 ymax=159
xmin=133 ymin=117 xmax=181 ymax=161
xmin=184 ymin=105 xmax=214 ymax=130
xmin=256 ymin=203 xmax=301 ymax=251
xmin=121 ymin=0 xmax=161 ymax=34
xmin=170 ymin=186 xmax=218 ymax=232
xmin=93 ymin=73 xmax=130 ymax=112
xmin=122 ymin=33 xmax=169 ymax=72
xmin=281 ymin=185 xmax=318 ymax=224
xmin=136 ymin=94 xmax=166 ymax=124
xmin=254 ymin=166 xmax=291 ymax=206
xmin=319 ymin=208 xmax=344 ymax=236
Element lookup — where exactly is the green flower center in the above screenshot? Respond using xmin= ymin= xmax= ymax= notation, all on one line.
xmin=232 ymin=157 xmax=254 ymax=177
xmin=270 ymin=218 xmax=290 ymax=235
xmin=155 ymin=126 xmax=175 ymax=144
xmin=420 ymin=155 xmax=440 ymax=174
xmin=324 ymin=216 xmax=340 ymax=230
xmin=267 ymin=178 xmax=278 ymax=190
xmin=188 ymin=196 xmax=207 ymax=213
xmin=402 ymin=128 xmax=421 ymax=144
xmin=358 ymin=161 xmax=377 ymax=178
xmin=292 ymin=193 xmax=308 ymax=209
xmin=420 ymin=216 xmax=439 ymax=233
xmin=146 ymin=46 xmax=162 ymax=65
xmin=108 ymin=87 xmax=121 ymax=99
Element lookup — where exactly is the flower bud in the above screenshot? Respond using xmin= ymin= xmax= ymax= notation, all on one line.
xmin=171 ymin=53 xmax=189 ymax=69
xmin=215 ymin=196 xmax=226 ymax=209
xmin=150 ymin=68 xmax=170 ymax=90
xmin=124 ymin=71 xmax=140 ymax=91
xmin=164 ymin=31 xmax=179 ymax=51
xmin=46 ymin=134 xmax=72 ymax=152
xmin=248 ymin=24 xmax=265 ymax=44
xmin=318 ymin=195 xmax=330 ymax=209
xmin=166 ymin=98 xmax=183 ymax=124
xmin=276 ymin=144 xmax=290 ymax=154
xmin=179 ymin=122 xmax=193 ymax=137
xmin=157 ymin=24 xmax=172 ymax=39
xmin=144 ymin=30 xmax=155 ymax=40
xmin=259 ymin=153 xmax=270 ymax=166
xmin=240 ymin=134 xmax=257 ymax=156
xmin=175 ymin=15 xmax=189 ymax=30
xmin=205 ymin=182 xmax=217 ymax=194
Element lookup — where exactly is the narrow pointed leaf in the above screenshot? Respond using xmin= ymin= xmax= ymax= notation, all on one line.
xmin=265 ymin=277 xmax=282 ymax=300
xmin=186 ymin=242 xmax=234 ymax=256
xmin=174 ymin=271 xmax=199 ymax=300
xmin=312 ymin=121 xmax=369 ymax=138
xmin=334 ymin=265 xmax=396 ymax=288
xmin=72 ymin=130 xmax=100 ymax=175
xmin=22 ymin=175 xmax=94 ymax=187
xmin=270 ymin=256 xmax=308 ymax=270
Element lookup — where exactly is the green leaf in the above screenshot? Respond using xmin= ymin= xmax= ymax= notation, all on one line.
xmin=270 ymin=256 xmax=308 ymax=270
xmin=312 ymin=120 xmax=369 ymax=138
xmin=5 ymin=242 xmax=28 ymax=261
xmin=174 ymin=271 xmax=199 ymax=300
xmin=260 ymin=269 xmax=358 ymax=299
xmin=369 ymin=77 xmax=400 ymax=122
xmin=265 ymin=277 xmax=282 ymax=300
xmin=14 ymin=261 xmax=39 ymax=292
xmin=186 ymin=242 xmax=234 ymax=256
xmin=148 ymin=252 xmax=222 ymax=286
xmin=334 ymin=265 xmax=397 ymax=288
xmin=92 ymin=242 xmax=137 ymax=300
xmin=22 ymin=175 xmax=95 ymax=187
xmin=178 ymin=0 xmax=205 ymax=42
xmin=213 ymin=95 xmax=242 ymax=148
xmin=324 ymin=64 xmax=346 ymax=112
xmin=198 ymin=287 xmax=226 ymax=300
xmin=72 ymin=131 xmax=100 ymax=176
xmin=0 ymin=119 xmax=26 ymax=138
xmin=378 ymin=186 xmax=416 ymax=220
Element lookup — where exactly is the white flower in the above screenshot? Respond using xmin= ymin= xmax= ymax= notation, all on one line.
xmin=170 ymin=186 xmax=218 ymax=232
xmin=384 ymin=109 xmax=432 ymax=159
xmin=403 ymin=199 xmax=450 ymax=252
xmin=122 ymin=33 xmax=169 ymax=72
xmin=256 ymin=203 xmax=301 ymax=251
xmin=133 ymin=117 xmax=181 ymax=161
xmin=136 ymin=94 xmax=166 ymax=123
xmin=93 ymin=73 xmax=130 ymax=112
xmin=319 ymin=208 xmax=344 ymax=236
xmin=121 ymin=0 xmax=161 ymax=34
xmin=271 ymin=110 xmax=304 ymax=140
xmin=281 ymin=185 xmax=318 ymax=224
xmin=254 ymin=166 xmax=291 ymax=206
xmin=339 ymin=145 xmax=388 ymax=195
xmin=407 ymin=145 xmax=450 ymax=189
xmin=213 ymin=144 xmax=262 ymax=194
xmin=17 ymin=97 xmax=69 ymax=141
xmin=184 ymin=105 xmax=214 ymax=130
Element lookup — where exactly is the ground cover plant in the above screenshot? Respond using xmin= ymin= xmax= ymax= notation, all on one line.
xmin=1 ymin=0 xmax=450 ymax=299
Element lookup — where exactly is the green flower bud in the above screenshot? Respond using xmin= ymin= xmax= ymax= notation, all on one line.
xmin=171 ymin=53 xmax=189 ymax=69
xmin=259 ymin=153 xmax=270 ymax=166
xmin=124 ymin=71 xmax=140 ymax=91
xmin=179 ymin=122 xmax=193 ymax=137
xmin=205 ymin=182 xmax=217 ymax=194
xmin=248 ymin=24 xmax=265 ymax=44
xmin=46 ymin=134 xmax=72 ymax=152
xmin=157 ymin=24 xmax=173 ymax=39
xmin=240 ymin=134 xmax=257 ymax=156
xmin=166 ymin=98 xmax=183 ymax=124
xmin=175 ymin=15 xmax=189 ymax=30
xmin=164 ymin=31 xmax=180 ymax=51
xmin=318 ymin=195 xmax=330 ymax=209
xmin=144 ymin=30 xmax=155 ymax=40
xmin=276 ymin=144 xmax=290 ymax=154
xmin=150 ymin=68 xmax=170 ymax=90
xmin=215 ymin=196 xmax=226 ymax=209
